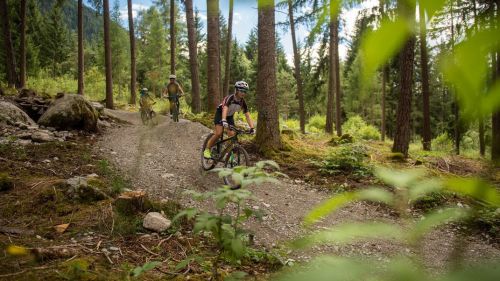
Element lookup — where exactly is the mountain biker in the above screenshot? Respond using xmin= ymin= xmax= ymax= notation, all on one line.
xmin=139 ymin=88 xmax=154 ymax=110
xmin=163 ymin=74 xmax=184 ymax=116
xmin=203 ymin=81 xmax=255 ymax=159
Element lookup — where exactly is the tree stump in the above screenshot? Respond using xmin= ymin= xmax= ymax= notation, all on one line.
xmin=114 ymin=190 xmax=150 ymax=215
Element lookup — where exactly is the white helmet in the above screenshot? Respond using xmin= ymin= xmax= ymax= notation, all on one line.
xmin=142 ymin=88 xmax=148 ymax=91
xmin=235 ymin=81 xmax=249 ymax=92
xmin=169 ymin=74 xmax=176 ymax=79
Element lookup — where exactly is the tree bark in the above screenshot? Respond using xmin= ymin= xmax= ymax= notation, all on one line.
xmin=128 ymin=0 xmax=137 ymax=104
xmin=77 ymin=0 xmax=84 ymax=95
xmin=288 ymin=0 xmax=306 ymax=134
xmin=419 ymin=4 xmax=431 ymax=150
xmin=207 ymin=0 xmax=221 ymax=112
xmin=103 ymin=0 xmax=114 ymax=109
xmin=222 ymin=0 xmax=233 ymax=98
xmin=392 ymin=0 xmax=416 ymax=157
xmin=325 ymin=19 xmax=335 ymax=134
xmin=185 ymin=0 xmax=201 ymax=113
xmin=20 ymin=0 xmax=27 ymax=89
xmin=492 ymin=0 xmax=500 ymax=162
xmin=170 ymin=0 xmax=176 ymax=74
xmin=479 ymin=119 xmax=485 ymax=156
xmin=333 ymin=15 xmax=342 ymax=137
xmin=380 ymin=0 xmax=387 ymax=141
xmin=0 ymin=0 xmax=18 ymax=88
xmin=256 ymin=0 xmax=281 ymax=152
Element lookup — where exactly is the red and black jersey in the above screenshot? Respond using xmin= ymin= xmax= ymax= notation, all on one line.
xmin=217 ymin=94 xmax=248 ymax=116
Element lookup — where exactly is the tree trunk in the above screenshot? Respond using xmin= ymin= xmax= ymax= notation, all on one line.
xmin=325 ymin=19 xmax=335 ymax=134
xmin=103 ymin=0 xmax=114 ymax=109
xmin=380 ymin=66 xmax=387 ymax=141
xmin=392 ymin=0 xmax=416 ymax=157
xmin=492 ymin=0 xmax=500 ymax=162
xmin=20 ymin=0 xmax=27 ymax=89
xmin=256 ymin=0 xmax=281 ymax=152
xmin=333 ymin=15 xmax=342 ymax=137
xmin=479 ymin=119 xmax=485 ymax=156
xmin=128 ymin=0 xmax=137 ymax=104
xmin=222 ymin=0 xmax=233 ymax=98
xmin=170 ymin=0 xmax=176 ymax=74
xmin=419 ymin=4 xmax=431 ymax=150
xmin=207 ymin=0 xmax=221 ymax=112
xmin=0 ymin=0 xmax=18 ymax=88
xmin=77 ymin=0 xmax=84 ymax=95
xmin=185 ymin=0 xmax=201 ymax=113
xmin=380 ymin=0 xmax=387 ymax=141
xmin=288 ymin=0 xmax=305 ymax=134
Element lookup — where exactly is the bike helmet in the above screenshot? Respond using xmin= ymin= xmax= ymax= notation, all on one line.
xmin=169 ymin=74 xmax=176 ymax=79
xmin=235 ymin=81 xmax=249 ymax=92
xmin=142 ymin=88 xmax=148 ymax=91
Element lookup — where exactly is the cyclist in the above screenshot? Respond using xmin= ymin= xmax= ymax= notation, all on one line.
xmin=163 ymin=74 xmax=185 ymax=116
xmin=139 ymin=87 xmax=154 ymax=110
xmin=203 ymin=81 xmax=255 ymax=159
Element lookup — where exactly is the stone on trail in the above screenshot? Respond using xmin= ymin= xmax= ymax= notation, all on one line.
xmin=31 ymin=131 xmax=54 ymax=143
xmin=38 ymin=94 xmax=98 ymax=132
xmin=0 ymin=101 xmax=37 ymax=126
xmin=143 ymin=212 xmax=171 ymax=232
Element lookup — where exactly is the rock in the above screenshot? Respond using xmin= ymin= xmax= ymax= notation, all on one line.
xmin=143 ymin=212 xmax=171 ymax=232
xmin=62 ymin=176 xmax=109 ymax=202
xmin=38 ymin=94 xmax=98 ymax=132
xmin=31 ymin=131 xmax=54 ymax=143
xmin=161 ymin=173 xmax=175 ymax=179
xmin=18 ymin=88 xmax=37 ymax=99
xmin=91 ymin=102 xmax=104 ymax=115
xmin=0 ymin=101 xmax=36 ymax=126
xmin=15 ymin=121 xmax=28 ymax=129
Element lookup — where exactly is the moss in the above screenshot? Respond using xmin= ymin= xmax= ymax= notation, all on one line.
xmin=0 ymin=172 xmax=14 ymax=191
xmin=388 ymin=152 xmax=406 ymax=161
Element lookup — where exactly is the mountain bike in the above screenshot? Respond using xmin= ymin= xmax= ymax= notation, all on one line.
xmin=169 ymin=95 xmax=182 ymax=122
xmin=140 ymin=102 xmax=157 ymax=125
xmin=201 ymin=125 xmax=252 ymax=189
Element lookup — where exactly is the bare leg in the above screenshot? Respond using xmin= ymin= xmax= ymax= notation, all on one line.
xmin=207 ymin=125 xmax=224 ymax=149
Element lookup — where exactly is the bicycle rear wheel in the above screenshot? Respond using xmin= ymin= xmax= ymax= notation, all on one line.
xmin=201 ymin=133 xmax=217 ymax=171
xmin=223 ymin=146 xmax=250 ymax=189
xmin=150 ymin=110 xmax=158 ymax=125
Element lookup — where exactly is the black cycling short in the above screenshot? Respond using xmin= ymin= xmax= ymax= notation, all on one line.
xmin=214 ymin=108 xmax=235 ymax=126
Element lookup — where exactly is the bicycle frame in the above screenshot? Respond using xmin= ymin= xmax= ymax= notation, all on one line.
xmin=211 ymin=131 xmax=240 ymax=163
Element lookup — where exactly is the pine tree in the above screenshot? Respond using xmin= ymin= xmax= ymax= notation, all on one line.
xmin=185 ymin=0 xmax=201 ymax=113
xmin=127 ymin=0 xmax=137 ymax=104
xmin=207 ymin=0 xmax=220 ymax=112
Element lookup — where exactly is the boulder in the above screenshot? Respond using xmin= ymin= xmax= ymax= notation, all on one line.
xmin=91 ymin=102 xmax=104 ymax=116
xmin=143 ymin=212 xmax=171 ymax=232
xmin=38 ymin=94 xmax=98 ymax=132
xmin=0 ymin=101 xmax=36 ymax=126
xmin=14 ymin=90 xmax=52 ymax=121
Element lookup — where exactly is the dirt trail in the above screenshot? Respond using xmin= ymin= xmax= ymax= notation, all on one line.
xmin=98 ymin=110 xmax=499 ymax=269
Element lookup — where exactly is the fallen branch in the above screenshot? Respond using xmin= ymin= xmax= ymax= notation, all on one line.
xmin=140 ymin=244 xmax=160 ymax=256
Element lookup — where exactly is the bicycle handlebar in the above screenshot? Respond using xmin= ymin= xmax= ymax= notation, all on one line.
xmin=228 ymin=125 xmax=253 ymax=135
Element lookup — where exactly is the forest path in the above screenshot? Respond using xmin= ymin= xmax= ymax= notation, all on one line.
xmin=98 ymin=110 xmax=499 ymax=268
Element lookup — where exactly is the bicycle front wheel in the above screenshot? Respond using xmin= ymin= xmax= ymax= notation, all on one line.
xmin=140 ymin=109 xmax=148 ymax=125
xmin=201 ymin=133 xmax=217 ymax=171
xmin=223 ymin=146 xmax=250 ymax=189
xmin=150 ymin=110 xmax=158 ymax=125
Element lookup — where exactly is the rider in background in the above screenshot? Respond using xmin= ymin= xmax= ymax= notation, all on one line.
xmin=203 ymin=81 xmax=255 ymax=159
xmin=139 ymin=88 xmax=154 ymax=110
xmin=163 ymin=74 xmax=184 ymax=116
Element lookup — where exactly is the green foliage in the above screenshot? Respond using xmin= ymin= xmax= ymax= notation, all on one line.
xmin=431 ymin=133 xmax=454 ymax=152
xmin=342 ymin=115 xmax=381 ymax=141
xmin=312 ymin=143 xmax=370 ymax=176
xmin=306 ymin=114 xmax=326 ymax=133
xmin=283 ymin=166 xmax=500 ymax=281
xmin=174 ymin=161 xmax=281 ymax=274
xmin=131 ymin=261 xmax=161 ymax=278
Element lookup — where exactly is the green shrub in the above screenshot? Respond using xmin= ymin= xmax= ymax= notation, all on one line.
xmin=461 ymin=130 xmax=480 ymax=151
xmin=283 ymin=118 xmax=300 ymax=131
xmin=314 ymin=143 xmax=370 ymax=176
xmin=342 ymin=115 xmax=381 ymax=140
xmin=306 ymin=114 xmax=326 ymax=133
xmin=432 ymin=133 xmax=454 ymax=152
